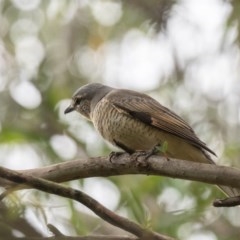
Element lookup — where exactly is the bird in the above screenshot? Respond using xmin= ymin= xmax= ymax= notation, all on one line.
xmin=64 ymin=83 xmax=240 ymax=198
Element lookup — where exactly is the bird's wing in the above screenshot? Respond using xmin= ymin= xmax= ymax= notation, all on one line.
xmin=106 ymin=89 xmax=216 ymax=156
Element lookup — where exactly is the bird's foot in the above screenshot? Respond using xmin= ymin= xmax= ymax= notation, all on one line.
xmin=130 ymin=144 xmax=170 ymax=169
xmin=132 ymin=144 xmax=160 ymax=159
xmin=131 ymin=144 xmax=160 ymax=162
xmin=108 ymin=151 xmax=125 ymax=163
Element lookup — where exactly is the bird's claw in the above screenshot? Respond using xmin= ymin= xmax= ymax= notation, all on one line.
xmin=108 ymin=151 xmax=125 ymax=163
xmin=132 ymin=144 xmax=161 ymax=160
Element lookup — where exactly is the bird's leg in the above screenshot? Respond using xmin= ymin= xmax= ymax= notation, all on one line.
xmin=109 ymin=139 xmax=134 ymax=163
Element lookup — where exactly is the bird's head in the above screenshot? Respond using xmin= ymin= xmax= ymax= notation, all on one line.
xmin=64 ymin=83 xmax=112 ymax=120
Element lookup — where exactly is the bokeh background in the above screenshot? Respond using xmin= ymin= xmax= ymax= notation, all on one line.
xmin=1 ymin=0 xmax=240 ymax=239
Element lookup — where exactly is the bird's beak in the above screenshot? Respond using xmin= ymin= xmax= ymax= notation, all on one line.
xmin=64 ymin=105 xmax=75 ymax=114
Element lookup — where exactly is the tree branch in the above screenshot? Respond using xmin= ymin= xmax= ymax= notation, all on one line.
xmin=0 ymin=166 xmax=174 ymax=240
xmin=46 ymin=222 xmax=139 ymax=240
xmin=1 ymin=153 xmax=240 ymax=207
xmin=1 ymin=153 xmax=240 ymax=190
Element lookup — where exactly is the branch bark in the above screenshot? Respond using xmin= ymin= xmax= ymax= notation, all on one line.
xmin=1 ymin=153 xmax=240 ymax=190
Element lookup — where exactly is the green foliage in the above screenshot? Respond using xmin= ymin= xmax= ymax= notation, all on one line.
xmin=155 ymin=141 xmax=169 ymax=154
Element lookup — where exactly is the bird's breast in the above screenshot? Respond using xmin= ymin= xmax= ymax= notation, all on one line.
xmin=91 ymin=100 xmax=161 ymax=151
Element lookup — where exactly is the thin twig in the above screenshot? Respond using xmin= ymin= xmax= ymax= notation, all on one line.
xmin=5 ymin=236 xmax=138 ymax=240
xmin=213 ymin=196 xmax=240 ymax=207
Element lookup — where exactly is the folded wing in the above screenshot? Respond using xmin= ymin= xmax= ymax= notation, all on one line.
xmin=107 ymin=89 xmax=216 ymax=157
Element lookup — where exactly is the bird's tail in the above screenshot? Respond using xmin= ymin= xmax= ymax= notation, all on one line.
xmin=201 ymin=150 xmax=240 ymax=198
xmin=217 ymin=185 xmax=240 ymax=198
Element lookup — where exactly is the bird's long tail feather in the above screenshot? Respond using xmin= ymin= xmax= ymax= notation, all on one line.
xmin=217 ymin=185 xmax=240 ymax=198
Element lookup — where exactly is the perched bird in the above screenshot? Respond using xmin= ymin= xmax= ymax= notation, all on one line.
xmin=65 ymin=83 xmax=239 ymax=197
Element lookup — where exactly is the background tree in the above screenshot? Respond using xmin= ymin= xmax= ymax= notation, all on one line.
xmin=1 ymin=0 xmax=240 ymax=239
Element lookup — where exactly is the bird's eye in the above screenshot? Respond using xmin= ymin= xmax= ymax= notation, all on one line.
xmin=75 ymin=98 xmax=81 ymax=105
